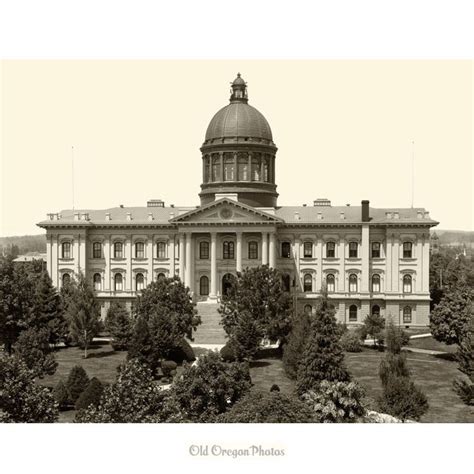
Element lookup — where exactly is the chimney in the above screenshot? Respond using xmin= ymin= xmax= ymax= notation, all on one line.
xmin=294 ymin=211 xmax=300 ymax=221
xmin=74 ymin=212 xmax=80 ymax=221
xmin=147 ymin=213 xmax=154 ymax=221
xmin=105 ymin=213 xmax=111 ymax=221
xmin=126 ymin=213 xmax=132 ymax=221
xmin=340 ymin=212 xmax=345 ymax=220
xmin=361 ymin=200 xmax=370 ymax=222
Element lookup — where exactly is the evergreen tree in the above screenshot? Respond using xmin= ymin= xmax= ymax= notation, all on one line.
xmin=53 ymin=379 xmax=70 ymax=410
xmin=75 ymin=377 xmax=105 ymax=411
xmin=283 ymin=311 xmax=311 ymax=379
xmin=227 ymin=309 xmax=263 ymax=361
xmin=105 ymin=301 xmax=132 ymax=350
xmin=361 ymin=312 xmax=386 ymax=349
xmin=66 ymin=365 xmax=90 ymax=404
xmin=65 ymin=273 xmax=101 ymax=358
xmin=296 ymin=290 xmax=350 ymax=395
xmin=453 ymin=332 xmax=473 ymax=405
xmin=127 ymin=314 xmax=160 ymax=373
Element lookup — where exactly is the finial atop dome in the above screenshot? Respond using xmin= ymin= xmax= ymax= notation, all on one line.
xmin=230 ymin=73 xmax=248 ymax=103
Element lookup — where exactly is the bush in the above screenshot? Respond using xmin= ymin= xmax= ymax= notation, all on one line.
xmin=53 ymin=380 xmax=70 ymax=410
xmin=66 ymin=365 xmax=90 ymax=404
xmin=75 ymin=377 xmax=105 ymax=411
xmin=220 ymin=391 xmax=314 ymax=423
xmin=283 ymin=312 xmax=311 ymax=380
xmin=340 ymin=331 xmax=363 ymax=352
xmin=161 ymin=360 xmax=178 ymax=379
xmin=168 ymin=338 xmax=196 ymax=363
xmin=270 ymin=384 xmax=280 ymax=392
xmin=220 ymin=341 xmax=236 ymax=362
xmin=303 ymin=381 xmax=366 ymax=423
xmin=106 ymin=302 xmax=132 ymax=351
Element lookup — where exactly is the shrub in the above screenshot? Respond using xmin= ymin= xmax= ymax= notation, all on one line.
xmin=220 ymin=391 xmax=314 ymax=423
xmin=220 ymin=341 xmax=236 ymax=362
xmin=105 ymin=302 xmax=132 ymax=351
xmin=75 ymin=377 xmax=105 ymax=411
xmin=168 ymin=338 xmax=196 ymax=363
xmin=227 ymin=310 xmax=263 ymax=361
xmin=53 ymin=380 xmax=70 ymax=410
xmin=340 ymin=331 xmax=363 ymax=352
xmin=270 ymin=384 xmax=280 ymax=392
xmin=362 ymin=313 xmax=386 ymax=350
xmin=282 ymin=311 xmax=311 ymax=380
xmin=303 ymin=380 xmax=366 ymax=423
xmin=161 ymin=360 xmax=178 ymax=379
xmin=66 ymin=365 xmax=90 ymax=403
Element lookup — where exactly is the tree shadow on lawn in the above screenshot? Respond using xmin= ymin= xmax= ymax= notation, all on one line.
xmin=434 ymin=352 xmax=457 ymax=362
xmin=86 ymin=350 xmax=117 ymax=359
xmin=249 ymin=360 xmax=271 ymax=368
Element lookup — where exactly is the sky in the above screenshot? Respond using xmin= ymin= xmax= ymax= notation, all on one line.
xmin=1 ymin=60 xmax=472 ymax=235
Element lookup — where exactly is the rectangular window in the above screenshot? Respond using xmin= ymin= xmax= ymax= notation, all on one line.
xmin=326 ymin=242 xmax=335 ymax=258
xmin=403 ymin=242 xmax=413 ymax=258
xmin=92 ymin=242 xmax=102 ymax=259
xmin=248 ymin=241 xmax=258 ymax=259
xmin=157 ymin=242 xmax=166 ymax=259
xmin=303 ymin=242 xmax=313 ymax=258
xmin=371 ymin=242 xmax=381 ymax=258
xmin=114 ymin=242 xmax=123 ymax=259
xmin=281 ymin=242 xmax=291 ymax=258
xmin=61 ymin=242 xmax=71 ymax=259
xmin=349 ymin=242 xmax=358 ymax=258
xmin=200 ymin=241 xmax=209 ymax=259
xmin=223 ymin=241 xmax=234 ymax=259
xmin=135 ymin=242 xmax=145 ymax=259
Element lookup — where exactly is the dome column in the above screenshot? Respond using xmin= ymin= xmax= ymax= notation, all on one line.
xmin=261 ymin=232 xmax=268 ymax=265
xmin=269 ymin=232 xmax=276 ymax=268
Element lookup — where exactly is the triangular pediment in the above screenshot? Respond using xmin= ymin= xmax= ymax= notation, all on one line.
xmin=170 ymin=198 xmax=282 ymax=224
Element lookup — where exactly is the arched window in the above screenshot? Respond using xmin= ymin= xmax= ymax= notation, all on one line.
xmin=223 ymin=241 xmax=234 ymax=259
xmin=61 ymin=242 xmax=71 ymax=259
xmin=200 ymin=276 xmax=209 ymax=296
xmin=200 ymin=241 xmax=210 ymax=259
xmin=303 ymin=274 xmax=313 ymax=292
xmin=281 ymin=241 xmax=291 ymax=258
xmin=92 ymin=242 xmax=102 ymax=259
xmin=372 ymin=304 xmax=380 ymax=316
xmin=403 ymin=274 xmax=412 ymax=293
xmin=349 ymin=274 xmax=358 ymax=293
xmin=62 ymin=273 xmax=71 ymax=286
xmin=114 ymin=242 xmax=123 ymax=259
xmin=326 ymin=273 xmax=335 ymax=292
xmin=282 ymin=274 xmax=291 ymax=292
xmin=248 ymin=241 xmax=258 ymax=259
xmin=93 ymin=273 xmax=101 ymax=291
xmin=135 ymin=242 xmax=145 ymax=259
xmin=114 ymin=273 xmax=123 ymax=291
xmin=157 ymin=272 xmax=166 ymax=281
xmin=136 ymin=273 xmax=145 ymax=291
xmin=349 ymin=242 xmax=358 ymax=258
xmin=304 ymin=304 xmax=312 ymax=315
xmin=303 ymin=241 xmax=313 ymax=258
xmin=403 ymin=306 xmax=412 ymax=323
xmin=372 ymin=274 xmax=381 ymax=293
xmin=349 ymin=305 xmax=358 ymax=322
xmin=326 ymin=241 xmax=335 ymax=258
xmin=403 ymin=242 xmax=413 ymax=258
xmin=157 ymin=242 xmax=166 ymax=259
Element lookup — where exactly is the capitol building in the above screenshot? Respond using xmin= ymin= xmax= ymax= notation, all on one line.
xmin=38 ymin=74 xmax=438 ymax=328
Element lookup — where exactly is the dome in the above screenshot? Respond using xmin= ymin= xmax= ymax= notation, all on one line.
xmin=205 ymin=102 xmax=273 ymax=142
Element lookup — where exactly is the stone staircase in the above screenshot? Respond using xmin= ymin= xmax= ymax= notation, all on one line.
xmin=191 ymin=302 xmax=227 ymax=345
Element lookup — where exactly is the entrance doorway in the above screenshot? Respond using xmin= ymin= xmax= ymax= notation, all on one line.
xmin=222 ymin=273 xmax=235 ymax=296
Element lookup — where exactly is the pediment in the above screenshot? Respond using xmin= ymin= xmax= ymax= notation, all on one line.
xmin=170 ymin=198 xmax=282 ymax=224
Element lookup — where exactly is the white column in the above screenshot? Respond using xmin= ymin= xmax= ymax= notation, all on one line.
xmin=74 ymin=234 xmax=80 ymax=275
xmin=422 ymin=233 xmax=430 ymax=293
xmin=104 ymin=236 xmax=111 ymax=291
xmin=79 ymin=232 xmax=87 ymax=276
xmin=147 ymin=236 xmax=154 ymax=285
xmin=385 ymin=232 xmax=392 ymax=292
xmin=185 ymin=232 xmax=192 ymax=291
xmin=126 ymin=235 xmax=132 ymax=291
xmin=416 ymin=236 xmax=423 ymax=293
xmin=51 ymin=234 xmax=58 ymax=287
xmin=261 ymin=232 xmax=268 ymax=265
xmin=236 ymin=231 xmax=243 ymax=273
xmin=269 ymin=232 xmax=276 ymax=268
xmin=339 ymin=238 xmax=345 ymax=292
xmin=169 ymin=235 xmax=176 ymax=276
xmin=210 ymin=232 xmax=217 ymax=297
xmin=392 ymin=236 xmax=400 ymax=292
xmin=361 ymin=224 xmax=370 ymax=293
xmin=294 ymin=238 xmax=301 ymax=290
xmin=178 ymin=234 xmax=185 ymax=282
xmin=46 ymin=233 xmax=52 ymax=278
xmin=316 ymin=236 xmax=323 ymax=291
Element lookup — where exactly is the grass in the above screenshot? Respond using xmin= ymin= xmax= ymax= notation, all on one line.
xmin=406 ymin=336 xmax=458 ymax=354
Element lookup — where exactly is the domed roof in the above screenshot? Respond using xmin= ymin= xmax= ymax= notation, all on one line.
xmin=205 ymin=102 xmax=273 ymax=142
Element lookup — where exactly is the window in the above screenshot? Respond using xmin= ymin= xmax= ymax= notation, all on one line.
xmin=372 ymin=274 xmax=381 ymax=293
xmin=349 ymin=274 xmax=358 ymax=293
xmin=282 ymin=274 xmax=291 ymax=292
xmin=281 ymin=241 xmax=291 ymax=258
xmin=403 ymin=274 xmax=412 ymax=293
xmin=263 ymin=156 xmax=270 ymax=182
xmin=372 ymin=304 xmax=380 ymax=316
xmin=136 ymin=273 xmax=145 ymax=291
xmin=326 ymin=274 xmax=335 ymax=292
xmin=135 ymin=242 xmax=145 ymax=259
xmin=93 ymin=273 xmax=101 ymax=291
xmin=224 ymin=154 xmax=235 ymax=181
xmin=371 ymin=242 xmax=381 ymax=258
xmin=212 ymin=155 xmax=220 ymax=181
xmin=304 ymin=304 xmax=312 ymax=315
xmin=403 ymin=306 xmax=412 ymax=323
xmin=303 ymin=241 xmax=313 ymax=258
xmin=238 ymin=153 xmax=249 ymax=180
xmin=403 ymin=242 xmax=413 ymax=258
xmin=61 ymin=242 xmax=71 ymax=259
xmin=92 ymin=242 xmax=102 ymax=259
xmin=349 ymin=242 xmax=358 ymax=258
xmin=200 ymin=276 xmax=209 ymax=296
xmin=200 ymin=241 xmax=209 ymax=259
xmin=248 ymin=241 xmax=258 ymax=259
xmin=62 ymin=273 xmax=71 ymax=286
xmin=114 ymin=242 xmax=123 ymax=259
xmin=157 ymin=273 xmax=166 ymax=281
xmin=326 ymin=241 xmax=335 ymax=258
xmin=251 ymin=154 xmax=261 ymax=181
xmin=114 ymin=273 xmax=123 ymax=291
xmin=223 ymin=241 xmax=234 ymax=259
xmin=303 ymin=274 xmax=312 ymax=292
xmin=349 ymin=305 xmax=358 ymax=322
xmin=157 ymin=242 xmax=166 ymax=259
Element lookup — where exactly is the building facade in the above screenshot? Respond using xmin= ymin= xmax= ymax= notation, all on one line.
xmin=38 ymin=74 xmax=438 ymax=327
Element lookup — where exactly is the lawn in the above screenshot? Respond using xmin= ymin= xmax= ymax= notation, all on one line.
xmin=405 ymin=336 xmax=458 ymax=354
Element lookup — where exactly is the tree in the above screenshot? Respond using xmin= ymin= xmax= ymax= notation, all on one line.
xmin=430 ymin=282 xmax=473 ymax=346
xmin=303 ymin=380 xmax=366 ymax=423
xmin=53 ymin=380 xmax=70 ymax=410
xmin=220 ymin=390 xmax=314 ymax=423
xmin=453 ymin=331 xmax=473 ymax=406
xmin=296 ymin=290 xmax=350 ymax=395
xmin=169 ymin=351 xmax=252 ymax=422
xmin=0 ymin=352 xmax=58 ymax=422
xmin=64 ymin=273 xmax=101 ymax=358
xmin=66 ymin=365 xmax=90 ymax=404
xmin=127 ymin=314 xmax=156 ymax=369
xmin=75 ymin=360 xmax=169 ymax=423
xmin=105 ymin=301 xmax=132 ymax=350
xmin=12 ymin=327 xmax=58 ymax=378
xmin=75 ymin=377 xmax=105 ymax=411
xmin=378 ymin=321 xmax=428 ymax=421
xmin=226 ymin=309 xmax=263 ymax=361
xmin=361 ymin=312 xmax=386 ymax=349
xmin=282 ymin=311 xmax=311 ymax=379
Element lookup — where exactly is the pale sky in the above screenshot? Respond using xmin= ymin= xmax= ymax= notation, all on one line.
xmin=1 ymin=60 xmax=472 ymax=235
